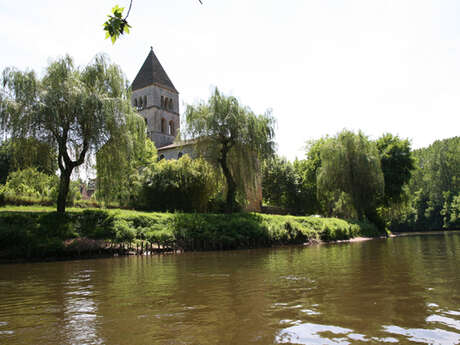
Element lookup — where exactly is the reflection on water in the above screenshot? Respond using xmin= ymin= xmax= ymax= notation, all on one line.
xmin=276 ymin=320 xmax=460 ymax=345
xmin=0 ymin=232 xmax=459 ymax=345
xmin=62 ymin=270 xmax=102 ymax=345
xmin=277 ymin=322 xmax=354 ymax=344
xmin=383 ymin=325 xmax=460 ymax=345
xmin=427 ymin=314 xmax=460 ymax=331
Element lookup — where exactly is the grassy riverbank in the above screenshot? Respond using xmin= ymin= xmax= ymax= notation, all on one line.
xmin=0 ymin=206 xmax=381 ymax=261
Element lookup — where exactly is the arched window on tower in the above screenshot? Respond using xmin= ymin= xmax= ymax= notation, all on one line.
xmin=161 ymin=96 xmax=164 ymax=108
xmin=169 ymin=99 xmax=173 ymax=111
xmin=161 ymin=118 xmax=166 ymax=133
xmin=168 ymin=121 xmax=175 ymax=136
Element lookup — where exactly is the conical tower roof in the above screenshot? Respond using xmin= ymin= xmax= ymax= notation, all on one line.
xmin=131 ymin=47 xmax=178 ymax=93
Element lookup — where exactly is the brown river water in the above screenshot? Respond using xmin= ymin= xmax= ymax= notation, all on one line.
xmin=0 ymin=232 xmax=459 ymax=345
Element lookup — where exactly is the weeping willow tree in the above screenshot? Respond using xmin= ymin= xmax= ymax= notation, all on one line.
xmin=183 ymin=88 xmax=276 ymax=212
xmin=96 ymin=123 xmax=157 ymax=207
xmin=317 ymin=130 xmax=384 ymax=221
xmin=0 ymin=54 xmax=146 ymax=214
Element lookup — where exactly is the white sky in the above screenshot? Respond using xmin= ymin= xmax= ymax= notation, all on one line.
xmin=1 ymin=0 xmax=459 ymax=160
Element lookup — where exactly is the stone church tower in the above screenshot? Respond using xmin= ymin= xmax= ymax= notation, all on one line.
xmin=131 ymin=47 xmax=179 ymax=148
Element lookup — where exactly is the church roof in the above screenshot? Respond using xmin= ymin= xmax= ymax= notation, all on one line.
xmin=157 ymin=140 xmax=196 ymax=151
xmin=131 ymin=47 xmax=178 ymax=93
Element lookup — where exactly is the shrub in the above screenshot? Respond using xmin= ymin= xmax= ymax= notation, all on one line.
xmin=137 ymin=156 xmax=219 ymax=212
xmin=0 ymin=168 xmax=54 ymax=200
xmin=0 ymin=168 xmax=81 ymax=206
xmin=0 ymin=208 xmax=382 ymax=259
xmin=78 ymin=210 xmax=116 ymax=240
xmin=114 ymin=218 xmax=136 ymax=244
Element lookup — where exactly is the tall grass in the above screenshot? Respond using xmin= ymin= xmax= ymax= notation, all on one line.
xmin=0 ymin=207 xmax=381 ymax=260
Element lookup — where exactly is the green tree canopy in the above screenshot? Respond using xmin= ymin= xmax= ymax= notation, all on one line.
xmin=183 ymin=88 xmax=276 ymax=212
xmin=0 ymin=55 xmax=146 ymax=213
xmin=262 ymin=156 xmax=298 ymax=211
xmin=409 ymin=137 xmax=460 ymax=229
xmin=261 ymin=155 xmax=321 ymax=215
xmin=317 ymin=130 xmax=384 ymax=221
xmin=376 ymin=133 xmax=414 ymax=206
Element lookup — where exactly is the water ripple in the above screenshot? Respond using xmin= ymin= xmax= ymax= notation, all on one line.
xmin=383 ymin=325 xmax=460 ymax=345
xmin=276 ymin=322 xmax=355 ymax=344
xmin=426 ymin=315 xmax=460 ymax=331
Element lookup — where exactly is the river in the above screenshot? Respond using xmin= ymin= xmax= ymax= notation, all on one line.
xmin=0 ymin=232 xmax=459 ymax=344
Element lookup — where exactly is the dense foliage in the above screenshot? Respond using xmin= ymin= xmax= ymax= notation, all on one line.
xmin=96 ymin=135 xmax=157 ymax=206
xmin=317 ymin=130 xmax=384 ymax=221
xmin=135 ymin=156 xmax=219 ymax=212
xmin=262 ymin=157 xmax=298 ymax=211
xmin=262 ymin=131 xmax=417 ymax=231
xmin=389 ymin=137 xmax=460 ymax=231
xmin=183 ymin=88 xmax=275 ymax=212
xmin=262 ymin=156 xmax=319 ymax=215
xmin=0 ymin=55 xmax=146 ymax=213
xmin=0 ymin=138 xmax=57 ymax=184
xmin=376 ymin=134 xmax=414 ymax=206
xmin=0 ymin=168 xmax=80 ymax=206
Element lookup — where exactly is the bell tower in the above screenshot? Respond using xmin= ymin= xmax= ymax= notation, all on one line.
xmin=131 ymin=47 xmax=179 ymax=148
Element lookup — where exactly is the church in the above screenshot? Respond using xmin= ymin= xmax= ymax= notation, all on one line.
xmin=131 ymin=47 xmax=193 ymax=160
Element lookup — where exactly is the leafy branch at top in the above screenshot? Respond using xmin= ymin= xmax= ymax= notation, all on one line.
xmin=104 ymin=1 xmax=203 ymax=44
xmin=103 ymin=3 xmax=132 ymax=44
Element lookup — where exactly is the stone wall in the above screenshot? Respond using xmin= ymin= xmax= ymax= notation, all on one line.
xmin=158 ymin=144 xmax=196 ymax=160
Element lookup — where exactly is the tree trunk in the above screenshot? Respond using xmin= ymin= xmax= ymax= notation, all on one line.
xmin=57 ymin=168 xmax=72 ymax=214
xmin=219 ymin=146 xmax=237 ymax=213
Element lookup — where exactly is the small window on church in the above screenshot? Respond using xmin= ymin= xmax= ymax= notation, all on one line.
xmin=161 ymin=118 xmax=166 ymax=133
xmin=134 ymin=99 xmax=138 ymax=107
xmin=161 ymin=96 xmax=164 ymax=109
xmin=144 ymin=96 xmax=147 ymax=107
xmin=169 ymin=99 xmax=173 ymax=111
xmin=168 ymin=121 xmax=174 ymax=136
xmin=139 ymin=97 xmax=143 ymax=108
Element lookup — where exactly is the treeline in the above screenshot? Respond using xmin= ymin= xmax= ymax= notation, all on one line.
xmin=262 ymin=133 xmax=459 ymax=231
xmin=1 ymin=131 xmax=458 ymax=233
xmin=390 ymin=137 xmax=460 ymax=231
